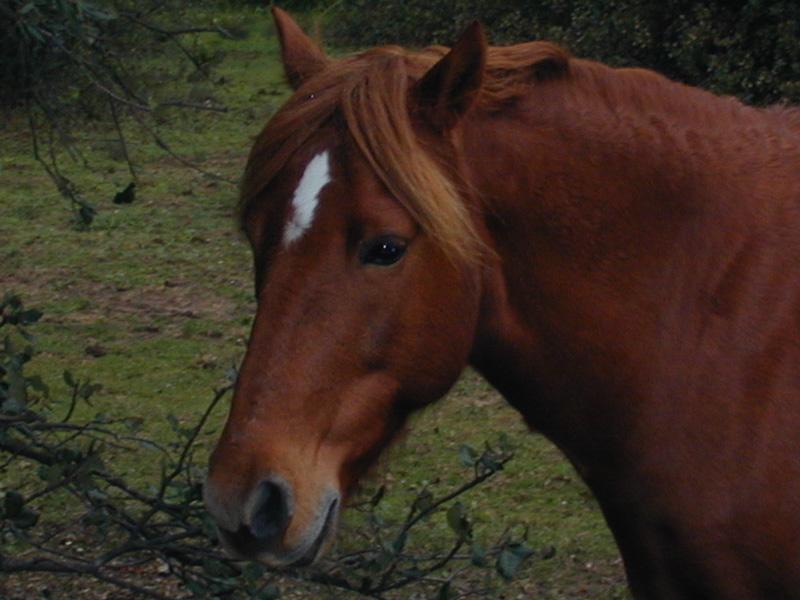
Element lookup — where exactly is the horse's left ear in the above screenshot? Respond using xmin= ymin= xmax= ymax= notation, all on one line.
xmin=272 ymin=6 xmax=328 ymax=89
xmin=413 ymin=22 xmax=487 ymax=131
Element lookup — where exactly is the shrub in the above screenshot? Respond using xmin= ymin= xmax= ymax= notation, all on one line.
xmin=1 ymin=294 xmax=542 ymax=599
xmin=327 ymin=0 xmax=800 ymax=105
xmin=1 ymin=0 xmax=236 ymax=227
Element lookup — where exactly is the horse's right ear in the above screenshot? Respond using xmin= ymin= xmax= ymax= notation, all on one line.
xmin=272 ymin=7 xmax=328 ymax=89
xmin=413 ymin=22 xmax=487 ymax=131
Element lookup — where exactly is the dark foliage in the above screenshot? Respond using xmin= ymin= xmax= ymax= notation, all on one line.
xmin=327 ymin=0 xmax=800 ymax=105
xmin=1 ymin=0 xmax=235 ymax=227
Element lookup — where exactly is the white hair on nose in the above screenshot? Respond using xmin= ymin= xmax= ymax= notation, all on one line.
xmin=283 ymin=151 xmax=331 ymax=245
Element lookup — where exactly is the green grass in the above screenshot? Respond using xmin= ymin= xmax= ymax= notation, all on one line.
xmin=0 ymin=6 xmax=629 ymax=598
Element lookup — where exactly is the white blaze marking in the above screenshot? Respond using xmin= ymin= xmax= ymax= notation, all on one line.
xmin=283 ymin=151 xmax=331 ymax=245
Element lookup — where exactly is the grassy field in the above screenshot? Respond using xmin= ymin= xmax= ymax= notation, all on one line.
xmin=1 ymin=6 xmax=629 ymax=599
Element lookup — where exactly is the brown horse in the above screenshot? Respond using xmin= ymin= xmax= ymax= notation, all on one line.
xmin=204 ymin=8 xmax=800 ymax=598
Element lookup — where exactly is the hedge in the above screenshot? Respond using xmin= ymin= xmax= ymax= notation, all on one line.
xmin=326 ymin=0 xmax=800 ymax=105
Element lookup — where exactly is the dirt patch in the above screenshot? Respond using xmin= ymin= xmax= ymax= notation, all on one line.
xmin=4 ymin=269 xmax=242 ymax=331
xmin=100 ymin=280 xmax=236 ymax=322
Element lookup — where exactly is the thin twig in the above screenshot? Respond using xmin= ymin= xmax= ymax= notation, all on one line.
xmin=156 ymin=100 xmax=229 ymax=113
xmin=0 ymin=557 xmax=174 ymax=600
xmin=108 ymin=96 xmax=137 ymax=180
xmin=121 ymin=16 xmax=236 ymax=38
xmin=130 ymin=110 xmax=237 ymax=184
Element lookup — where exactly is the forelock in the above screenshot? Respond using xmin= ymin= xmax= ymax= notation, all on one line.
xmin=240 ymin=41 xmax=568 ymax=263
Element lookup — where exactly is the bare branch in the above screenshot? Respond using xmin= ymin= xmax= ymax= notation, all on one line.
xmin=108 ymin=96 xmax=137 ymax=180
xmin=0 ymin=557 xmax=174 ymax=600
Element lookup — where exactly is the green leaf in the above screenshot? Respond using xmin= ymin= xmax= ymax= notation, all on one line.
xmin=412 ymin=488 xmax=433 ymax=513
xmin=508 ymin=541 xmax=536 ymax=560
xmin=82 ymin=453 xmax=105 ymax=473
xmin=63 ymin=370 xmax=76 ymax=387
xmin=541 ymin=545 xmax=557 ymax=560
xmin=496 ymin=547 xmax=522 ymax=580
xmin=22 ymin=23 xmax=45 ymax=43
xmin=202 ymin=558 xmax=234 ymax=578
xmin=256 ymin=584 xmax=280 ymax=600
xmin=87 ymin=489 xmax=108 ymax=502
xmin=470 ymin=541 xmax=488 ymax=566
xmin=391 ymin=530 xmax=408 ymax=554
xmin=39 ymin=463 xmax=66 ymax=485
xmin=77 ymin=205 xmax=96 ymax=227
xmin=497 ymin=431 xmax=513 ymax=453
xmin=82 ymin=506 xmax=109 ymax=526
xmin=185 ymin=580 xmax=205 ymax=595
xmin=446 ymin=502 xmax=470 ymax=540
xmin=2 ymin=293 xmax=21 ymax=309
xmin=80 ymin=382 xmax=102 ymax=400
xmin=82 ymin=5 xmax=116 ymax=21
xmin=26 ymin=374 xmax=49 ymax=397
xmin=201 ymin=512 xmax=219 ymax=541
xmin=399 ymin=566 xmax=424 ymax=580
xmin=373 ymin=548 xmax=394 ymax=570
xmin=123 ymin=417 xmax=144 ymax=431
xmin=2 ymin=396 xmax=26 ymax=415
xmin=57 ymin=448 xmax=81 ymax=464
xmin=112 ymin=182 xmax=135 ymax=204
xmin=496 ymin=543 xmax=535 ymax=580
xmin=436 ymin=581 xmax=452 ymax=600
xmin=458 ymin=444 xmax=479 ymax=467
xmin=12 ymin=507 xmax=39 ymax=529
xmin=18 ymin=309 xmax=42 ymax=325
xmin=478 ymin=452 xmax=502 ymax=473
xmin=167 ymin=413 xmax=180 ymax=432
xmin=242 ymin=562 xmax=266 ymax=581
xmin=75 ymin=453 xmax=105 ymax=488
xmin=183 ymin=483 xmax=203 ymax=503
xmin=4 ymin=490 xmax=24 ymax=517
xmin=5 ymin=363 xmax=27 ymax=413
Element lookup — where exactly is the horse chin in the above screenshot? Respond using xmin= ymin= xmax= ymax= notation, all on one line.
xmin=272 ymin=496 xmax=340 ymax=568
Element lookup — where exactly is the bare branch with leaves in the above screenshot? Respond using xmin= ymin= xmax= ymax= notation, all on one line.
xmin=2 ymin=0 xmax=238 ymax=228
xmin=1 ymin=295 xmax=545 ymax=599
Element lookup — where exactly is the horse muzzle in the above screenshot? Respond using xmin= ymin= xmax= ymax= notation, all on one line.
xmin=204 ymin=474 xmax=340 ymax=567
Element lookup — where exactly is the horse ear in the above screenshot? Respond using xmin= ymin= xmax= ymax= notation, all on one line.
xmin=272 ymin=6 xmax=328 ymax=89
xmin=413 ymin=22 xmax=487 ymax=131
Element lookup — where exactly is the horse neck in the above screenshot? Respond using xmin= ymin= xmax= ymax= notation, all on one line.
xmin=461 ymin=65 xmax=788 ymax=456
xmin=457 ymin=64 xmax=800 ymax=598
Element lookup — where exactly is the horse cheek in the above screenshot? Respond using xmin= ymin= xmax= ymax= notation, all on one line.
xmin=396 ymin=268 xmax=479 ymax=407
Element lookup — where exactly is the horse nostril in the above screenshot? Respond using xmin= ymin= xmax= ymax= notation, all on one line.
xmin=247 ymin=479 xmax=291 ymax=541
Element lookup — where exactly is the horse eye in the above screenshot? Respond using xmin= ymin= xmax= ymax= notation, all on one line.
xmin=360 ymin=236 xmax=407 ymax=266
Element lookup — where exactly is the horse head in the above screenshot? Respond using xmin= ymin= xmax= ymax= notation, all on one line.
xmin=204 ymin=8 xmax=490 ymax=566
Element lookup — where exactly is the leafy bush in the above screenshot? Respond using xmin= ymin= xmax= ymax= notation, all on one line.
xmin=327 ymin=0 xmax=800 ymax=105
xmin=1 ymin=295 xmax=544 ymax=599
xmin=1 ymin=0 xmax=236 ymax=227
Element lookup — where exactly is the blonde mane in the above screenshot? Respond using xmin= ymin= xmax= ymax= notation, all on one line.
xmin=240 ymin=41 xmax=570 ymax=264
